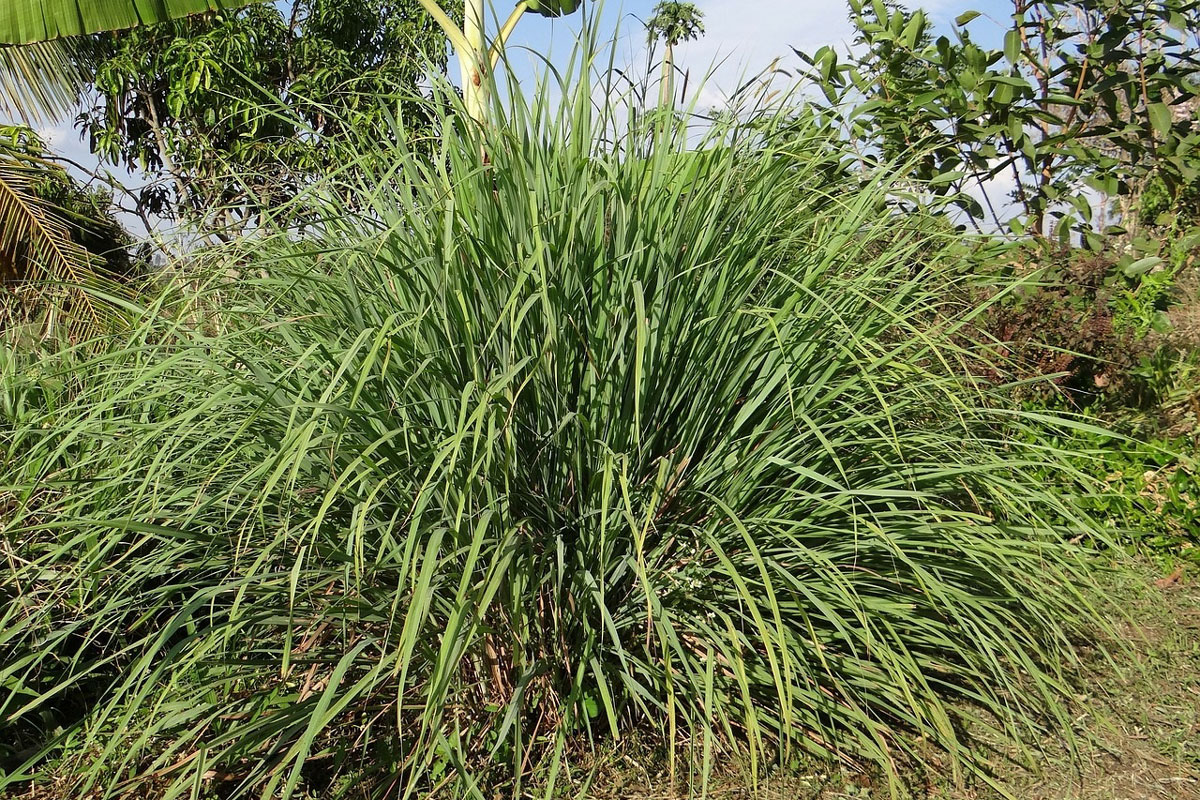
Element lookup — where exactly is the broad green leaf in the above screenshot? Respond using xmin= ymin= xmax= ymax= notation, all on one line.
xmin=1069 ymin=193 xmax=1091 ymax=219
xmin=1085 ymin=174 xmax=1119 ymax=196
xmin=1004 ymin=29 xmax=1021 ymax=62
xmin=526 ymin=0 xmax=581 ymax=18
xmin=986 ymin=74 xmax=1030 ymax=87
xmin=0 ymin=0 xmax=264 ymax=44
xmin=1148 ymin=102 xmax=1172 ymax=136
xmin=872 ymin=0 xmax=888 ymax=25
xmin=1123 ymin=256 xmax=1162 ymax=277
xmin=901 ymin=11 xmax=925 ymax=48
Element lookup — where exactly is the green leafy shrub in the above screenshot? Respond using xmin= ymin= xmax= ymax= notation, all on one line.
xmin=967 ymin=237 xmax=1200 ymax=412
xmin=971 ymin=248 xmax=1148 ymax=402
xmin=795 ymin=0 xmax=1200 ymax=240
xmin=1029 ymin=427 xmax=1199 ymax=563
xmin=1 ymin=63 xmax=1109 ymax=798
xmin=1139 ymin=171 xmax=1200 ymax=227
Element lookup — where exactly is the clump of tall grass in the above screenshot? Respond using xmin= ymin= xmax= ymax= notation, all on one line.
xmin=1 ymin=48 xmax=1106 ymax=799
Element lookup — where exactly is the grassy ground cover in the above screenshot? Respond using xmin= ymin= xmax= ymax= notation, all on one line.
xmin=560 ymin=564 xmax=1200 ymax=800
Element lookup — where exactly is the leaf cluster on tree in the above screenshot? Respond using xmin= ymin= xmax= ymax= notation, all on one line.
xmin=79 ymin=0 xmax=449 ymax=235
xmin=645 ymin=1 xmax=704 ymax=109
xmin=796 ymin=0 xmax=1200 ymax=242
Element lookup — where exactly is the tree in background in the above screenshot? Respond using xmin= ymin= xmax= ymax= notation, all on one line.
xmin=6 ymin=0 xmax=588 ymax=237
xmin=645 ymin=1 xmax=704 ymax=108
xmin=2 ymin=0 xmax=586 ymax=132
xmin=0 ymin=0 xmax=263 ymax=123
xmin=798 ymin=0 xmax=1200 ymax=241
xmin=80 ymin=0 xmax=447 ymax=236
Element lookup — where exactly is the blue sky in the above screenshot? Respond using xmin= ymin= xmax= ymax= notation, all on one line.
xmin=490 ymin=0 xmax=1015 ymax=102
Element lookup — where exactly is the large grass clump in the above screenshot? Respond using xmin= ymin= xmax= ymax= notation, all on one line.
xmin=1 ymin=56 xmax=1105 ymax=798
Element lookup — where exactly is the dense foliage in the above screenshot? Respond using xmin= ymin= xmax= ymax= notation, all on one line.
xmin=798 ymin=0 xmax=1200 ymax=239
xmin=81 ymin=0 xmax=447 ymax=231
xmin=0 ymin=66 xmax=1110 ymax=797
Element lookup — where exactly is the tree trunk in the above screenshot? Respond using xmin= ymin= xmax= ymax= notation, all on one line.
xmin=460 ymin=0 xmax=486 ymax=122
xmin=660 ymin=42 xmax=674 ymax=109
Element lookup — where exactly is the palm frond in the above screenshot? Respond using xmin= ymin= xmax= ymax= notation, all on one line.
xmin=0 ymin=158 xmax=108 ymax=336
xmin=0 ymin=0 xmax=264 ymax=44
xmin=0 ymin=39 xmax=94 ymax=124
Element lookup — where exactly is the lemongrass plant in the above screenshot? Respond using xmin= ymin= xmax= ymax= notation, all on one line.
xmin=0 ymin=39 xmax=1111 ymax=800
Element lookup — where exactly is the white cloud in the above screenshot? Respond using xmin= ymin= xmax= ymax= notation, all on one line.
xmin=666 ymin=0 xmax=854 ymax=107
xmin=35 ymin=124 xmax=67 ymax=148
xmin=680 ymin=0 xmax=852 ymax=66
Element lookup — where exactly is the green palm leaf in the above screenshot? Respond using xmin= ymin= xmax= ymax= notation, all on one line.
xmin=0 ymin=39 xmax=95 ymax=123
xmin=0 ymin=0 xmax=264 ymax=44
xmin=0 ymin=157 xmax=111 ymax=337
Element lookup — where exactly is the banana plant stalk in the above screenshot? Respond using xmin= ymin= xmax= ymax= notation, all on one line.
xmin=414 ymin=0 xmax=581 ymax=122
